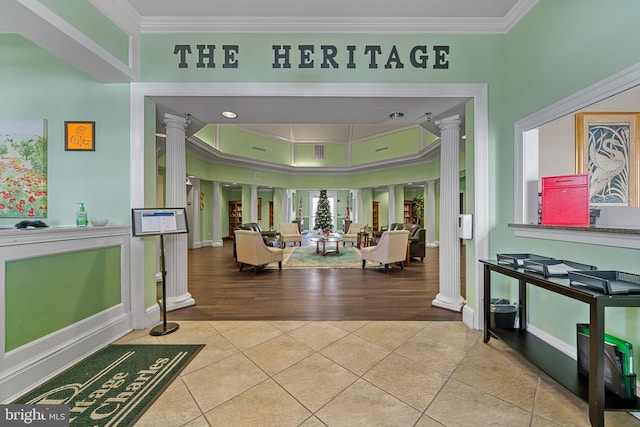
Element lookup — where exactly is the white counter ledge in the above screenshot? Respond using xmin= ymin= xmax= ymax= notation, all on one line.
xmin=0 ymin=225 xmax=131 ymax=246
xmin=509 ymin=223 xmax=640 ymax=249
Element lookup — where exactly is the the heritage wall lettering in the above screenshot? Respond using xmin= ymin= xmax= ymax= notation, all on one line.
xmin=173 ymin=44 xmax=450 ymax=70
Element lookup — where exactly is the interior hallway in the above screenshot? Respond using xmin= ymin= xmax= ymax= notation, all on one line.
xmin=116 ymin=320 xmax=638 ymax=426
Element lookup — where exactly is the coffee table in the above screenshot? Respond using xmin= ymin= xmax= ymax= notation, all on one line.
xmin=309 ymin=234 xmax=343 ymax=256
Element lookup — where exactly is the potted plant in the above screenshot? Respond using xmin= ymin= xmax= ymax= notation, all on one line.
xmin=412 ymin=194 xmax=424 ymax=227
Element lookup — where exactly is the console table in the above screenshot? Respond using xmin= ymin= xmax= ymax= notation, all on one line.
xmin=481 ymin=260 xmax=640 ymax=427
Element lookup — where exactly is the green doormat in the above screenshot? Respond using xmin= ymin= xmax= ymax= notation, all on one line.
xmin=13 ymin=344 xmax=203 ymax=426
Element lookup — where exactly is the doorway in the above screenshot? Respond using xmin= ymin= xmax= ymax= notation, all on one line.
xmin=131 ymin=82 xmax=489 ymax=330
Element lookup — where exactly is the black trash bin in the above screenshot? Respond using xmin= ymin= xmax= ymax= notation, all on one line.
xmin=490 ymin=299 xmax=517 ymax=328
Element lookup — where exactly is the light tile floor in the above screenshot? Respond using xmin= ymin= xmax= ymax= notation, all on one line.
xmin=114 ymin=321 xmax=640 ymax=426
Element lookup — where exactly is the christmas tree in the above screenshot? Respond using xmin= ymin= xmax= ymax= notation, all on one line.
xmin=314 ymin=189 xmax=333 ymax=232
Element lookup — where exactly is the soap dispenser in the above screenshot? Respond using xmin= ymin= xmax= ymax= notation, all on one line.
xmin=76 ymin=203 xmax=88 ymax=227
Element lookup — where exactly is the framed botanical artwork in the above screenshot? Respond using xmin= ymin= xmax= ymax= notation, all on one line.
xmin=0 ymin=118 xmax=48 ymax=218
xmin=575 ymin=112 xmax=640 ymax=207
xmin=65 ymin=121 xmax=95 ymax=151
xmin=258 ymin=197 xmax=262 ymax=220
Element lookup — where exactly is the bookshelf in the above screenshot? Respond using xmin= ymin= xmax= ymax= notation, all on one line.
xmin=403 ymin=200 xmax=413 ymax=224
xmin=229 ymin=200 xmax=242 ymax=237
xmin=372 ymin=201 xmax=379 ymax=231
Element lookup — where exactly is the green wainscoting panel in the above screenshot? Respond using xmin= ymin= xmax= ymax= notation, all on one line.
xmin=5 ymin=246 xmax=122 ymax=352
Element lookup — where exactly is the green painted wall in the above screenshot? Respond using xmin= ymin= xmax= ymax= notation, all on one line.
xmin=352 ymin=128 xmax=421 ymax=166
xmin=295 ymin=144 xmax=347 ymax=167
xmin=200 ymin=180 xmax=213 ymax=241
xmin=0 ymin=35 xmax=131 ymax=228
xmin=496 ymin=0 xmax=640 ymax=353
xmin=220 ymin=127 xmax=291 ymax=164
xmin=141 ymin=33 xmax=504 ymax=84
xmin=5 ymin=247 xmax=121 ymax=351
xmin=38 ymin=0 xmax=130 ymax=65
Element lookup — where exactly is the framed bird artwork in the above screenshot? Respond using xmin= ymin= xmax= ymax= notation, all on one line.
xmin=575 ymin=112 xmax=640 ymax=207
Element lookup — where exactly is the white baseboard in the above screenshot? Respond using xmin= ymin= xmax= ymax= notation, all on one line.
xmin=145 ymin=303 xmax=161 ymax=328
xmin=526 ymin=324 xmax=576 ymax=359
xmin=1 ymin=307 xmax=132 ymax=403
xmin=462 ymin=304 xmax=476 ymax=330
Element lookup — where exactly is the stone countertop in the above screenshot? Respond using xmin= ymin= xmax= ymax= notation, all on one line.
xmin=508 ymin=223 xmax=640 ymax=235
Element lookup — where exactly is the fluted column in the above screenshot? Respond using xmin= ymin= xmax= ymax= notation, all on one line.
xmin=426 ymin=180 xmax=438 ymax=247
xmin=212 ymin=181 xmax=223 ymax=247
xmin=355 ymin=188 xmax=364 ymax=223
xmin=251 ymin=185 xmax=258 ymax=222
xmin=433 ymin=115 xmax=465 ymax=312
xmin=164 ymin=113 xmax=195 ymax=311
xmin=388 ymin=186 xmax=396 ymax=224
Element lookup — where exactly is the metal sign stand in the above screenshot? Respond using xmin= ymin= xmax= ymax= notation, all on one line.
xmin=150 ymin=234 xmax=179 ymax=336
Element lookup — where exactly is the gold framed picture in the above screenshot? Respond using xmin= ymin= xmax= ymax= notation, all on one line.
xmin=65 ymin=121 xmax=95 ymax=151
xmin=575 ymin=112 xmax=640 ymax=207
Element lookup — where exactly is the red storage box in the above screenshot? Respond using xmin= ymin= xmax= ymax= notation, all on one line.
xmin=541 ymin=174 xmax=590 ymax=226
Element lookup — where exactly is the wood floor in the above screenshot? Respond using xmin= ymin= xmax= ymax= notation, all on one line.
xmin=169 ymin=241 xmax=464 ymax=321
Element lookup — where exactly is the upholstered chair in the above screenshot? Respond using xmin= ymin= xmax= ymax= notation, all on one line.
xmin=409 ymin=228 xmax=426 ymax=262
xmin=234 ymin=229 xmax=283 ymax=273
xmin=360 ymin=230 xmax=410 ymax=272
xmin=342 ymin=222 xmax=365 ymax=246
xmin=279 ymin=222 xmax=302 ymax=248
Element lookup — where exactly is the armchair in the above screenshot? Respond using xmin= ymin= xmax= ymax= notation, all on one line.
xmin=409 ymin=228 xmax=426 ymax=262
xmin=234 ymin=230 xmax=283 ymax=273
xmin=342 ymin=222 xmax=365 ymax=247
xmin=279 ymin=222 xmax=302 ymax=248
xmin=360 ymin=230 xmax=410 ymax=272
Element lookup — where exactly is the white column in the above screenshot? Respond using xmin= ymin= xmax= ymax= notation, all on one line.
xmin=212 ymin=181 xmax=223 ymax=247
xmin=251 ymin=185 xmax=258 ymax=222
xmin=426 ymin=180 xmax=438 ymax=247
xmin=187 ymin=178 xmax=200 ymax=249
xmin=283 ymin=190 xmax=291 ymax=224
xmin=388 ymin=186 xmax=396 ymax=224
xmin=355 ymin=188 xmax=364 ymax=223
xmin=433 ymin=115 xmax=465 ymax=312
xmin=164 ymin=113 xmax=195 ymax=311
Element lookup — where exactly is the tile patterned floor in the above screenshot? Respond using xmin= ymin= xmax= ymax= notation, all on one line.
xmin=114 ymin=321 xmax=640 ymax=426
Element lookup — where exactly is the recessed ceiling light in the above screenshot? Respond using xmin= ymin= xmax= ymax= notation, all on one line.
xmin=389 ymin=112 xmax=404 ymax=120
xmin=221 ymin=111 xmax=238 ymax=119
xmin=155 ymin=133 xmax=166 ymax=138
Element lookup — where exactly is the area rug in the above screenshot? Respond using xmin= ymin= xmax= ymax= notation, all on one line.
xmin=13 ymin=344 xmax=203 ymax=426
xmin=269 ymin=245 xmax=363 ymax=269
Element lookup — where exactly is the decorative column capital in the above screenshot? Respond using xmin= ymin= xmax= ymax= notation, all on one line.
xmin=164 ymin=113 xmax=188 ymax=131
xmin=435 ymin=114 xmax=462 ymax=132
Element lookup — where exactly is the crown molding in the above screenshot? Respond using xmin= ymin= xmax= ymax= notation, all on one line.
xmin=140 ymin=16 xmax=511 ymax=35
xmin=99 ymin=0 xmax=538 ymax=35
